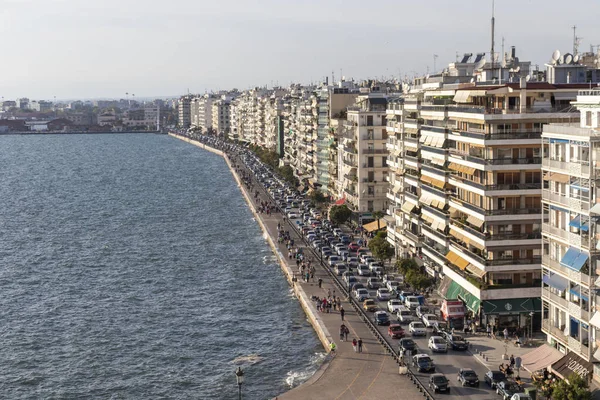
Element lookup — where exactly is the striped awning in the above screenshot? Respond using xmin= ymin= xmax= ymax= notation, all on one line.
xmin=446 ymin=251 xmax=469 ymax=270
xmin=449 ymin=163 xmax=476 ymax=175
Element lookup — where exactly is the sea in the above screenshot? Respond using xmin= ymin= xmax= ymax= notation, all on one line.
xmin=0 ymin=133 xmax=324 ymax=399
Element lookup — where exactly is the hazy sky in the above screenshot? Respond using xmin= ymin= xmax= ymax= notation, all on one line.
xmin=1 ymin=0 xmax=598 ymax=100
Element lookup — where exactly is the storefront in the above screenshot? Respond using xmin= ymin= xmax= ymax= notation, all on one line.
xmin=445 ymin=281 xmax=481 ymax=316
xmin=481 ymin=298 xmax=541 ymax=332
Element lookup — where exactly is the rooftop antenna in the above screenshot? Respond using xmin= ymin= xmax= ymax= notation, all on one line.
xmin=491 ymin=0 xmax=496 ymax=79
xmin=572 ymin=25 xmax=578 ymax=55
xmin=433 ymin=54 xmax=438 ymax=73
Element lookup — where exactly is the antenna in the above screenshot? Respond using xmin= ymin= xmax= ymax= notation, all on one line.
xmin=433 ymin=54 xmax=438 ymax=73
xmin=490 ymin=0 xmax=496 ymax=79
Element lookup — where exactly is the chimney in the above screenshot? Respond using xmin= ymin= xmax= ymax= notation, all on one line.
xmin=519 ymin=76 xmax=527 ymax=112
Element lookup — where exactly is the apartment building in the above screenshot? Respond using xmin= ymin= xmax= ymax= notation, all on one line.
xmin=386 ymin=53 xmax=591 ymax=329
xmin=541 ymin=89 xmax=600 ymax=380
xmin=339 ymin=90 xmax=390 ymax=221
xmin=211 ymin=99 xmax=231 ymax=136
xmin=178 ymin=96 xmax=191 ymax=128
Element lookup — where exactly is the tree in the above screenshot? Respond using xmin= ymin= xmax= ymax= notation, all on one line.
xmin=330 ymin=205 xmax=352 ymax=225
xmin=278 ymin=165 xmax=298 ymax=186
xmin=405 ymin=269 xmax=432 ymax=291
xmin=309 ymin=189 xmax=327 ymax=208
xmin=547 ymin=374 xmax=591 ymax=400
xmin=368 ymin=232 xmax=394 ymax=265
xmin=395 ymin=258 xmax=418 ymax=276
xmin=372 ymin=211 xmax=384 ymax=231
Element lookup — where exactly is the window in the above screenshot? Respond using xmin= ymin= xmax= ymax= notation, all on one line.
xmin=586 ymin=111 xmax=592 ymax=127
xmin=368 ymin=171 xmax=374 ymax=182
xmin=367 ymin=201 xmax=374 ymax=211
xmin=367 ymin=157 xmax=374 ymax=168
xmin=367 ymin=116 xmax=373 ymax=126
xmin=367 ymin=129 xmax=374 ymax=139
xmin=368 ymin=186 xmax=375 ymax=195
xmin=525 ymin=172 xmax=541 ymax=184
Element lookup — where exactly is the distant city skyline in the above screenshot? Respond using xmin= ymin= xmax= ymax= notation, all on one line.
xmin=1 ymin=0 xmax=598 ymax=99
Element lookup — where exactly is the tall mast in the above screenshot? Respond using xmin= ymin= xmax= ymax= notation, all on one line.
xmin=491 ymin=0 xmax=496 ymax=80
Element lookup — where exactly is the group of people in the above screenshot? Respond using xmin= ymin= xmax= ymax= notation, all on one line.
xmin=486 ymin=324 xmax=524 ymax=346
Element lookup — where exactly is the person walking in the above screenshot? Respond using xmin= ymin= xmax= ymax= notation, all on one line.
xmin=344 ymin=326 xmax=349 ymax=341
xmin=503 ymin=328 xmax=509 ymax=341
xmin=318 ymin=278 xmax=323 ymax=288
xmin=340 ymin=306 xmax=345 ymax=321
xmin=510 ymin=354 xmax=515 ymax=368
xmin=357 ymin=338 xmax=363 ymax=353
xmin=329 ymin=342 xmax=336 ymax=353
xmin=352 ymin=338 xmax=358 ymax=352
xmin=339 ymin=324 xmax=346 ymax=341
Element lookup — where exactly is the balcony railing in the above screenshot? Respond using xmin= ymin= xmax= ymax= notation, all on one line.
xmin=404 ymin=191 xmax=418 ymax=202
xmin=450 ymin=219 xmax=486 ymax=240
xmin=450 ymin=175 xmax=541 ymax=191
xmin=542 ymin=159 xmax=590 ymax=177
xmin=421 ymin=125 xmax=448 ymax=134
xmin=542 ymin=256 xmax=593 ymax=286
xmin=542 ymin=318 xmax=568 ymax=343
xmin=421 ymin=145 xmax=447 ymax=156
xmin=403 ymin=230 xmax=423 ymax=244
xmin=362 ymin=148 xmax=388 ymax=154
xmin=422 ymin=240 xmax=449 ymax=260
xmin=542 ymin=190 xmax=590 ymax=213
xmin=450 ymin=240 xmax=541 ymax=266
xmin=451 ymin=130 xmax=542 ymax=141
xmin=421 ymin=223 xmax=449 ymax=243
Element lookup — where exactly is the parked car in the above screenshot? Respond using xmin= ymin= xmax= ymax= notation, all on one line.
xmin=484 ymin=370 xmax=506 ymax=388
xmin=387 ymin=299 xmax=404 ymax=313
xmin=496 ymin=380 xmax=522 ymax=400
xmin=387 ymin=323 xmax=405 ymax=339
xmin=428 ymin=373 xmax=450 ymax=393
xmin=444 ymin=334 xmax=468 ymax=351
xmin=363 ymin=299 xmax=378 ymax=312
xmin=428 ymin=336 xmax=448 ymax=353
xmin=374 ymin=311 xmax=390 ymax=326
xmin=376 ymin=288 xmax=391 ymax=301
xmin=509 ymin=394 xmax=532 ymax=400
xmin=412 ymin=354 xmax=435 ymax=373
xmin=457 ymin=368 xmax=479 ymax=387
xmin=409 ymin=321 xmax=427 ymax=336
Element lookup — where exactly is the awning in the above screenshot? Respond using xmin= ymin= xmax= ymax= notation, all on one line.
xmin=458 ymin=292 xmax=481 ymax=313
xmin=420 ymin=193 xmax=433 ymax=205
xmin=571 ymin=251 xmax=589 ymax=272
xmin=466 ymin=215 xmax=485 ymax=229
xmin=446 ymin=250 xmax=469 ymax=270
xmin=544 ymin=172 xmax=570 ymax=183
xmin=335 ymin=198 xmax=346 ymax=205
xmin=553 ymin=92 xmax=578 ymax=101
xmin=401 ymin=201 xmax=416 ymax=213
xmin=590 ymin=203 xmax=600 ymax=214
xmin=560 ymin=247 xmax=587 ymax=271
xmin=590 ymin=312 xmax=600 ymax=329
xmin=569 ymin=285 xmax=589 ymax=301
xmin=363 ymin=219 xmax=387 ymax=232
xmin=551 ymin=351 xmax=593 ymax=382
xmin=543 ymin=273 xmax=568 ymax=291
xmin=466 ymin=263 xmax=486 ymax=278
xmin=520 ymin=344 xmax=565 ymax=373
xmin=438 ymin=275 xmax=453 ymax=297
xmin=431 ymin=158 xmax=446 ymax=166
xmin=569 ymin=215 xmax=583 ymax=229
xmin=482 ymin=298 xmax=540 ymax=315
xmin=453 ymin=91 xmax=471 ymax=103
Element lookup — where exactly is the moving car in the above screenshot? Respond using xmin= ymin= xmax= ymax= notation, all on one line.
xmin=421 ymin=314 xmax=439 ymax=327
xmin=398 ymin=338 xmax=417 ymax=355
xmin=396 ymin=306 xmax=416 ymax=324
xmin=416 ymin=305 xmax=433 ymax=319
xmin=484 ymin=370 xmax=506 ymax=389
xmin=457 ymin=368 xmax=479 ymax=387
xmin=444 ymin=334 xmax=468 ymax=351
xmin=409 ymin=321 xmax=427 ymax=336
xmin=428 ymin=373 xmax=450 ymax=393
xmin=363 ymin=299 xmax=378 ymax=312
xmin=357 ymin=265 xmax=371 ymax=276
xmin=496 ymin=381 xmax=522 ymax=400
xmin=387 ymin=323 xmax=405 ymax=339
xmin=334 ymin=264 xmax=347 ymax=276
xmin=412 ymin=354 xmax=435 ymax=373
xmin=432 ymin=321 xmax=449 ymax=335
xmin=376 ymin=288 xmax=391 ymax=301
xmin=405 ymin=296 xmax=422 ymax=309
xmin=367 ymin=277 xmax=383 ymax=289
xmin=354 ymin=288 xmax=370 ymax=301
xmin=374 ymin=310 xmax=390 ymax=326
xmin=387 ymin=299 xmax=404 ymax=313
xmin=428 ymin=336 xmax=448 ymax=353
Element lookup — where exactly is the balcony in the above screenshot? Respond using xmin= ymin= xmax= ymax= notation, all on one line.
xmin=542 ymin=319 xmax=568 ymax=344
xmin=421 ymin=145 xmax=447 ymax=156
xmin=343 ymin=158 xmax=356 ymax=167
xmin=420 ymin=124 xmax=447 ymax=134
xmin=343 ymin=146 xmax=357 ymax=154
xmin=541 ymin=223 xmax=590 ymax=249
xmin=361 ymin=148 xmax=388 ymax=155
xmin=450 ymin=240 xmax=541 ymax=267
xmin=450 ymin=175 xmax=541 ymax=192
xmin=402 ymin=230 xmax=423 ymax=245
xmin=421 ymin=223 xmax=449 ymax=243
xmin=404 ymin=191 xmax=418 ymax=202
xmin=542 ymin=158 xmax=591 ymax=177
xmin=422 ymin=204 xmax=449 ymax=221
xmin=451 ymin=129 xmax=542 ymax=141
xmin=542 ymin=256 xmax=593 ymax=287
xmin=542 ymin=190 xmax=590 ymax=213
xmin=422 ymin=240 xmax=449 ymax=261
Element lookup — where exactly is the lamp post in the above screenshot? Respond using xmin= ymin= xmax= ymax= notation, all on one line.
xmin=235 ymin=367 xmax=244 ymax=400
xmin=529 ymin=311 xmax=534 ymax=341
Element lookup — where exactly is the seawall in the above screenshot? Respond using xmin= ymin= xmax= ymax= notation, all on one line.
xmin=168 ymin=133 xmax=333 ymax=352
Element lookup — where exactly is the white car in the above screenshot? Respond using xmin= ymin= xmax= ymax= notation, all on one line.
xmin=371 ymin=266 xmax=384 ymax=276
xmin=387 ymin=299 xmax=404 ymax=313
xmin=357 ymin=265 xmax=371 ymax=276
xmin=354 ymin=288 xmax=370 ymax=301
xmin=428 ymin=336 xmax=448 ymax=353
xmin=422 ymin=314 xmax=439 ymax=328
xmin=368 ymin=261 xmax=383 ymax=271
xmin=405 ymin=296 xmax=421 ymax=309
xmin=416 ymin=306 xmax=433 ymax=319
xmin=288 ymin=212 xmax=299 ymax=219
xmin=376 ymin=288 xmax=391 ymax=301
xmin=409 ymin=321 xmax=427 ymax=336
xmin=327 ymin=256 xmax=341 ymax=266
xmin=359 ymin=254 xmax=373 ymax=263
xmin=386 ymin=280 xmax=401 ymax=293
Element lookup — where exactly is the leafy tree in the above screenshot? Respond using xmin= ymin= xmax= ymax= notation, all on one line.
xmin=368 ymin=233 xmax=394 ymax=265
xmin=372 ymin=211 xmax=384 ymax=231
xmin=330 ymin=205 xmax=352 ymax=225
xmin=395 ymin=258 xmax=418 ymax=276
xmin=405 ymin=269 xmax=432 ymax=291
xmin=309 ymin=189 xmax=327 ymax=207
xmin=278 ymin=165 xmax=298 ymax=186
xmin=548 ymin=373 xmax=591 ymax=400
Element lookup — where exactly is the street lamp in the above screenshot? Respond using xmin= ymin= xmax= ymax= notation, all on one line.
xmin=529 ymin=312 xmax=534 ymax=341
xmin=235 ymin=367 xmax=244 ymax=400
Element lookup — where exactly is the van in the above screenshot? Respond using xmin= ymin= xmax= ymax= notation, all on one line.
xmin=396 ymin=306 xmax=416 ymax=324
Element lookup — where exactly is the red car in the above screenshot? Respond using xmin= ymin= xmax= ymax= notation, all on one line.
xmin=348 ymin=243 xmax=360 ymax=252
xmin=388 ymin=323 xmax=405 ymax=339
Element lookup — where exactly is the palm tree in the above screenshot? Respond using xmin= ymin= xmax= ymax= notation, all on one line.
xmin=372 ymin=211 xmax=384 ymax=231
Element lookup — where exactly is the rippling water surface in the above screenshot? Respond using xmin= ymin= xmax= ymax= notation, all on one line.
xmin=0 ymin=134 xmax=322 ymax=399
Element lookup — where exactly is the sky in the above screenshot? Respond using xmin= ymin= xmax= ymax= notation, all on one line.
xmin=0 ymin=0 xmax=598 ymax=100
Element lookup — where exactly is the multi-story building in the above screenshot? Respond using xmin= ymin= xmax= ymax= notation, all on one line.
xmin=339 ymin=89 xmax=390 ymax=221
xmin=541 ymin=88 xmax=600 ymax=380
xmin=387 ymin=53 xmax=590 ymax=330
xmin=178 ymin=96 xmax=191 ymax=128
xmin=211 ymin=99 xmax=231 ymax=136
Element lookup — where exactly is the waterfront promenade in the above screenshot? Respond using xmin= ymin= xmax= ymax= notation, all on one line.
xmin=170 ymin=134 xmax=423 ymax=399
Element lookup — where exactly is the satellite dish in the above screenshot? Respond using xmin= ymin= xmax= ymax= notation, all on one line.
xmin=475 ymin=59 xmax=486 ymax=70
xmin=573 ymin=54 xmax=580 ymax=63
xmin=557 ymin=55 xmax=564 ymax=65
xmin=526 ymin=75 xmax=531 ymax=82
xmin=515 ymin=66 xmax=521 ymax=73
xmin=564 ymin=53 xmax=573 ymax=64
xmin=552 ymin=50 xmax=561 ymax=61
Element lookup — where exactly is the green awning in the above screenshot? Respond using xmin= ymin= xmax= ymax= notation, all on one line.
xmin=445 ymin=281 xmax=481 ymax=313
xmin=482 ymin=298 xmax=541 ymax=315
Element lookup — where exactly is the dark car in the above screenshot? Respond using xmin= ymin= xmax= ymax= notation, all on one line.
xmin=496 ymin=380 xmax=522 ymax=400
xmin=432 ymin=321 xmax=449 ymax=335
xmin=374 ymin=311 xmax=390 ymax=326
xmin=428 ymin=373 xmax=450 ymax=393
xmin=412 ymin=354 xmax=435 ymax=373
xmin=457 ymin=368 xmax=479 ymax=387
xmin=399 ymin=338 xmax=417 ymax=355
xmin=445 ymin=334 xmax=469 ymax=351
xmin=484 ymin=370 xmax=506 ymax=388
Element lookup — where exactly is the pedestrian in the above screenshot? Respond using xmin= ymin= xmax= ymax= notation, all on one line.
xmin=503 ymin=328 xmax=509 ymax=341
xmin=329 ymin=342 xmax=336 ymax=353
xmin=340 ymin=306 xmax=345 ymax=321
xmin=358 ymin=338 xmax=363 ymax=353
xmin=318 ymin=278 xmax=323 ymax=288
xmin=340 ymin=324 xmax=346 ymax=341
xmin=352 ymin=338 xmax=358 ymax=352
xmin=327 ymin=289 xmax=331 ymax=298
xmin=510 ymin=354 xmax=515 ymax=368
xmin=344 ymin=326 xmax=349 ymax=341
xmin=486 ymin=323 xmax=491 ymax=338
